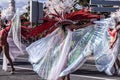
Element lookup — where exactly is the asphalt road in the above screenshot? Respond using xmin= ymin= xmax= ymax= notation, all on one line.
xmin=0 ymin=55 xmax=120 ymax=80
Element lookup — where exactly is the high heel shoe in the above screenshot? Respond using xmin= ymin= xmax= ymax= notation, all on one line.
xmin=10 ymin=68 xmax=15 ymax=74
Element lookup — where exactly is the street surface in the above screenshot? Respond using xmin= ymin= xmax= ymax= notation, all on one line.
xmin=0 ymin=54 xmax=120 ymax=80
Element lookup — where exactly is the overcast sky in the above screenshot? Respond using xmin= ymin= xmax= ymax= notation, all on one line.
xmin=0 ymin=0 xmax=46 ymax=10
xmin=0 ymin=0 xmax=29 ymax=9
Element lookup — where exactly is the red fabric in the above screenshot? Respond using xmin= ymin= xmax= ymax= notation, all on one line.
xmin=21 ymin=21 xmax=57 ymax=39
xmin=30 ymin=21 xmax=56 ymax=37
xmin=65 ymin=10 xmax=100 ymax=21
xmin=21 ymin=26 xmax=31 ymax=31
xmin=21 ymin=26 xmax=32 ymax=39
xmin=0 ymin=27 xmax=10 ymax=46
xmin=20 ymin=9 xmax=100 ymax=39
xmin=108 ymin=28 xmax=117 ymax=37
xmin=108 ymin=28 xmax=118 ymax=49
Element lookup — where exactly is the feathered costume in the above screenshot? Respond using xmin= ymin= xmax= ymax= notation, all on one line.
xmin=7 ymin=0 xmax=120 ymax=79
xmin=25 ymin=0 xmax=99 ymax=79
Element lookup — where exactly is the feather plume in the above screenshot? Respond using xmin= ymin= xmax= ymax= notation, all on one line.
xmin=110 ymin=8 xmax=120 ymax=23
xmin=44 ymin=0 xmax=77 ymax=18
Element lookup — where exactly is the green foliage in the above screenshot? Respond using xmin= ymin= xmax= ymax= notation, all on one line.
xmin=78 ymin=0 xmax=90 ymax=6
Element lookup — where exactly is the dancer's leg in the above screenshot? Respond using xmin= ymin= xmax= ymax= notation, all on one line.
xmin=116 ymin=58 xmax=120 ymax=68
xmin=61 ymin=76 xmax=65 ymax=80
xmin=0 ymin=47 xmax=2 ymax=54
xmin=3 ymin=43 xmax=15 ymax=74
xmin=115 ymin=57 xmax=120 ymax=75
xmin=65 ymin=74 xmax=70 ymax=80
xmin=61 ymin=74 xmax=70 ymax=80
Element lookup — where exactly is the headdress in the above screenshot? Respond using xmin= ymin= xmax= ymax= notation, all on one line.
xmin=110 ymin=9 xmax=120 ymax=23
